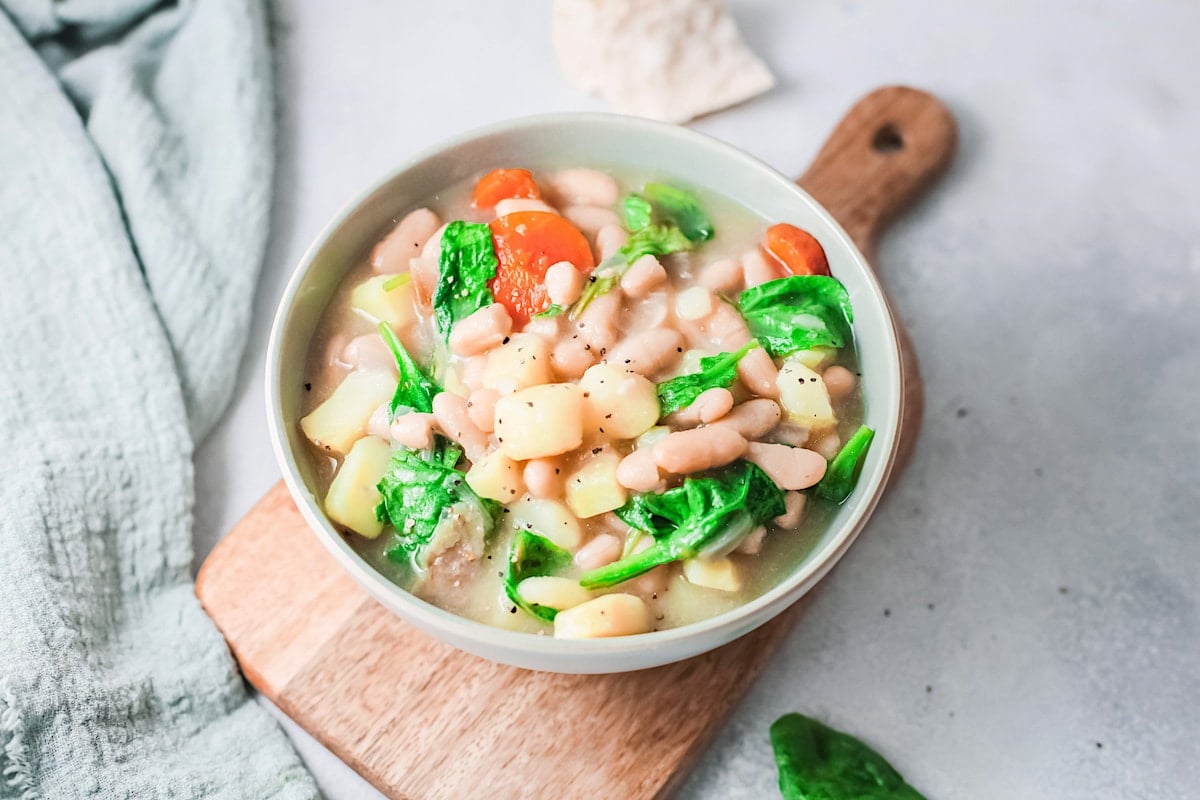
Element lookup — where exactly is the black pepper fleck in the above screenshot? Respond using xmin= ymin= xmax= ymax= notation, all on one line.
xmin=304 ymin=382 xmax=312 ymax=391
xmin=502 ymin=336 xmax=511 ymax=345
xmin=591 ymin=447 xmax=602 ymax=455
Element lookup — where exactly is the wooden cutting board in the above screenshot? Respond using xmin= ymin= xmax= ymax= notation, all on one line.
xmin=197 ymin=86 xmax=956 ymax=800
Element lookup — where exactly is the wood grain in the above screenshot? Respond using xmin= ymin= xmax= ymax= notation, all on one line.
xmin=197 ymin=86 xmax=955 ymax=800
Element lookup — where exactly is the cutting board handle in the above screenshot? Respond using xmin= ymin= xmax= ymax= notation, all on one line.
xmin=798 ymin=86 xmax=957 ymax=258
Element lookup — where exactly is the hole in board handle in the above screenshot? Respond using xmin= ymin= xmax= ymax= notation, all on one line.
xmin=872 ymin=124 xmax=904 ymax=154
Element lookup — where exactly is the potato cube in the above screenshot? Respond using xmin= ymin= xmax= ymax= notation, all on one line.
xmin=508 ymin=496 xmax=583 ymax=550
xmin=790 ymin=346 xmax=836 ymax=370
xmin=682 ymin=556 xmax=744 ymax=593
xmin=777 ymin=357 xmax=837 ymax=432
xmin=579 ymin=363 xmax=660 ymax=439
xmin=494 ymin=383 xmax=584 ymax=460
xmin=465 ymin=451 xmax=525 ymax=503
xmin=324 ymin=436 xmax=394 ymax=538
xmin=349 ymin=275 xmax=416 ymax=330
xmin=483 ymin=333 xmax=553 ymax=394
xmin=564 ymin=453 xmax=627 ymax=519
xmin=300 ymin=370 xmax=397 ymax=455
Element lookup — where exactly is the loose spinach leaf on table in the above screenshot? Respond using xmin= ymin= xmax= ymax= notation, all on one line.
xmin=504 ymin=529 xmax=573 ymax=622
xmin=656 ymin=340 xmax=758 ymax=416
xmin=814 ymin=425 xmax=875 ymax=504
xmin=642 ymin=182 xmax=714 ymax=243
xmin=378 ymin=322 xmax=438 ymax=419
xmin=738 ymin=276 xmax=855 ymax=359
xmin=580 ymin=461 xmax=785 ymax=589
xmin=375 ymin=437 xmax=498 ymax=568
xmin=432 ymin=220 xmax=498 ymax=340
xmin=771 ymin=713 xmax=926 ymax=800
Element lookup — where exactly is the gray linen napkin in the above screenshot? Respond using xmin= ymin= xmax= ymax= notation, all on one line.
xmin=0 ymin=0 xmax=317 ymax=796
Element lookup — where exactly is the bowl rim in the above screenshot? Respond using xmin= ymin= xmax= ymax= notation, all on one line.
xmin=265 ymin=111 xmax=902 ymax=662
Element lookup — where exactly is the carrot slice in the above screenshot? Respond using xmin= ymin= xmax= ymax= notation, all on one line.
xmin=764 ymin=223 xmax=830 ymax=276
xmin=472 ymin=169 xmax=541 ymax=208
xmin=489 ymin=212 xmax=595 ymax=326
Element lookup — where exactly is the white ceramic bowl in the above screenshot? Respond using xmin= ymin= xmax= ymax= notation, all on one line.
xmin=266 ymin=114 xmax=902 ymax=673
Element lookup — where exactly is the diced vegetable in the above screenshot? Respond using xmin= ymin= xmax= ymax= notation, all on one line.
xmin=349 ymin=275 xmax=417 ymax=329
xmin=300 ymin=370 xmax=397 ymax=455
xmin=488 ymin=211 xmax=595 ymax=326
xmin=482 ymin=332 xmax=553 ymax=394
xmin=738 ymin=275 xmax=854 ymax=359
xmin=471 ymin=168 xmax=541 ymax=208
xmin=505 ymin=529 xmax=572 ymax=621
xmin=790 ymin=347 xmax=837 ymax=370
xmin=375 ymin=438 xmax=499 ymax=568
xmin=771 ymin=713 xmax=926 ymax=800
xmin=814 ymin=425 xmax=875 ymax=503
xmin=433 ymin=221 xmax=499 ymax=340
xmin=580 ymin=461 xmax=785 ymax=588
xmin=493 ymin=383 xmax=584 ymax=460
xmin=465 ymin=451 xmax=525 ymax=503
xmin=507 ymin=496 xmax=583 ymax=550
xmin=580 ymin=363 xmax=660 ymax=439
xmin=324 ymin=436 xmax=394 ymax=538
xmin=564 ymin=453 xmax=627 ymax=519
xmin=777 ymin=357 xmax=837 ymax=432
xmin=765 ymin=223 xmax=830 ymax=277
xmin=378 ymin=322 xmax=438 ymax=418
xmin=642 ymin=182 xmax=714 ymax=242
xmin=553 ymin=593 xmax=651 ymax=639
xmin=682 ymin=556 xmax=743 ymax=593
xmin=656 ymin=340 xmax=758 ymax=416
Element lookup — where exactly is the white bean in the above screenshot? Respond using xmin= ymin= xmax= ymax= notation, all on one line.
xmin=574 ymin=532 xmax=623 ymax=571
xmin=619 ymin=255 xmax=667 ymax=298
xmin=564 ymin=204 xmax=621 ymax=238
xmin=575 ymin=290 xmax=620 ymax=351
xmin=460 ymin=354 xmax=488 ymax=393
xmin=550 ymin=168 xmax=619 ymax=208
xmin=742 ymin=247 xmax=786 ymax=287
xmin=432 ymin=392 xmax=489 ymax=460
xmin=420 ymin=222 xmax=448 ymax=259
xmin=342 ymin=333 xmax=396 ymax=374
xmin=409 ymin=254 xmax=440 ymax=310
xmin=371 ymin=208 xmax=441 ymax=274
xmin=703 ymin=301 xmax=753 ymax=349
xmin=605 ymin=328 xmax=683 ymax=377
xmin=712 ymin=398 xmax=782 ymax=439
xmin=495 ymin=197 xmax=558 ymax=217
xmin=699 ymin=258 xmax=744 ymax=293
xmin=367 ymin=402 xmax=392 ymax=439
xmin=813 ymin=432 xmax=841 ymax=460
xmin=466 ymin=388 xmax=499 ymax=433
xmin=616 ymin=448 xmax=663 ymax=492
xmin=675 ymin=286 xmax=714 ymax=320
xmin=695 ymin=387 xmax=735 ymax=423
xmin=822 ymin=365 xmax=857 ymax=401
xmin=554 ymin=593 xmax=651 ymax=639
xmin=654 ymin=426 xmax=747 ymax=475
xmin=545 ymin=261 xmax=585 ymax=306
xmin=551 ymin=336 xmax=599 ymax=380
xmin=390 ymin=412 xmax=435 ymax=450
xmin=773 ymin=491 xmax=807 ymax=528
xmin=596 ymin=224 xmax=629 ymax=261
xmin=738 ymin=346 xmax=780 ymax=399
xmin=735 ymin=526 xmax=767 ymax=555
xmin=523 ymin=457 xmax=563 ymax=500
xmin=449 ymin=304 xmax=513 ymax=357
xmin=744 ymin=442 xmax=827 ymax=490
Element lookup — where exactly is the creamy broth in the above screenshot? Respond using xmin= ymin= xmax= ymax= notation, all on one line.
xmin=298 ymin=164 xmax=866 ymax=637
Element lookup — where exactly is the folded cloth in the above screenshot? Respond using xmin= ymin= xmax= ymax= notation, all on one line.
xmin=0 ymin=1 xmax=316 ymax=797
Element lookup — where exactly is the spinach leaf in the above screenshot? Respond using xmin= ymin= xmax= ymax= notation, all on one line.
xmin=532 ymin=303 xmax=565 ymax=320
xmin=581 ymin=461 xmax=785 ymax=589
xmin=620 ymin=194 xmax=653 ymax=231
xmin=378 ymin=322 xmax=438 ymax=419
xmin=505 ymin=529 xmax=573 ymax=622
xmin=642 ymin=182 xmax=714 ymax=242
xmin=618 ymin=223 xmax=692 ymax=263
xmin=771 ymin=713 xmax=926 ymax=800
xmin=432 ymin=220 xmax=498 ymax=340
xmin=375 ymin=437 xmax=499 ymax=568
xmin=739 ymin=276 xmax=855 ymax=359
xmin=814 ymin=425 xmax=875 ymax=503
xmin=657 ymin=340 xmax=758 ymax=416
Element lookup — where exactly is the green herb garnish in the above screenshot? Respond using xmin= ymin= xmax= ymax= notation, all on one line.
xmin=378 ymin=322 xmax=438 ymax=419
xmin=504 ymin=530 xmax=573 ymax=622
xmin=381 ymin=272 xmax=412 ymax=292
xmin=642 ymin=182 xmax=714 ymax=242
xmin=532 ymin=304 xmax=566 ymax=320
xmin=375 ymin=437 xmax=499 ymax=568
xmin=814 ymin=425 xmax=875 ymax=503
xmin=620 ymin=194 xmax=653 ymax=231
xmin=771 ymin=713 xmax=926 ymax=799
xmin=656 ymin=341 xmax=758 ymax=416
xmin=580 ymin=461 xmax=785 ymax=589
xmin=738 ymin=275 xmax=855 ymax=359
xmin=432 ymin=220 xmax=498 ymax=340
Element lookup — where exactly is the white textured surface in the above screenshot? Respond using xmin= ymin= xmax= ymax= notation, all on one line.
xmin=193 ymin=1 xmax=1200 ymax=797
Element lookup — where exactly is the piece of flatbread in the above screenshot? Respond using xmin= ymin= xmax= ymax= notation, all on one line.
xmin=552 ymin=0 xmax=775 ymax=123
